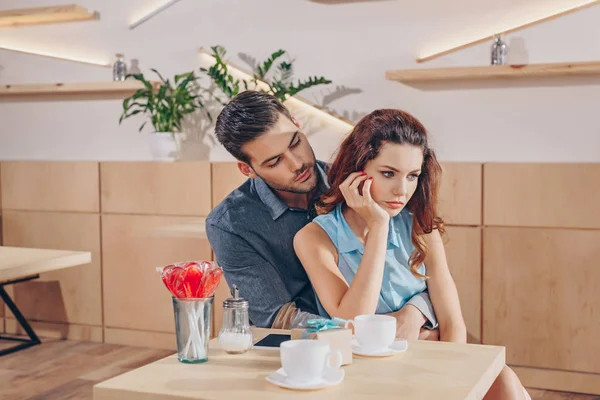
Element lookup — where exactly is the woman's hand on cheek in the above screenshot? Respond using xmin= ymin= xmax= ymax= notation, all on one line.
xmin=339 ymin=171 xmax=390 ymax=228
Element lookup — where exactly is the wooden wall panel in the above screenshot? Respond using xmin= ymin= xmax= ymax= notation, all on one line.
xmin=483 ymin=227 xmax=600 ymax=373
xmin=512 ymin=366 xmax=600 ymax=395
xmin=0 ymin=161 xmax=99 ymax=212
xmin=2 ymin=211 xmax=102 ymax=327
xmin=0 ymin=163 xmax=3 ymax=325
xmin=438 ymin=163 xmax=482 ymax=226
xmin=0 ymin=162 xmax=3 ymax=326
xmin=210 ymin=162 xmax=246 ymax=336
xmin=104 ymin=327 xmax=176 ymax=350
xmin=5 ymin=319 xmax=103 ymax=342
xmin=212 ymin=277 xmax=231 ymax=337
xmin=0 ymin=163 xmax=2 ymax=330
xmin=100 ymin=162 xmax=211 ymax=216
xmin=443 ymin=226 xmax=481 ymax=343
xmin=102 ymin=214 xmax=212 ymax=333
xmin=484 ymin=163 xmax=600 ymax=228
xmin=211 ymin=162 xmax=247 ymax=206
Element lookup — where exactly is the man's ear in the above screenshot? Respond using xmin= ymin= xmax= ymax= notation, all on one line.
xmin=237 ymin=161 xmax=257 ymax=178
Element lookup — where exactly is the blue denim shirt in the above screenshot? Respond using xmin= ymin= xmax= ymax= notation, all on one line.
xmin=206 ymin=161 xmax=330 ymax=327
xmin=206 ymin=160 xmax=437 ymax=328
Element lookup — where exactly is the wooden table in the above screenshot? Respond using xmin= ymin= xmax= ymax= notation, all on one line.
xmin=93 ymin=329 xmax=505 ymax=400
xmin=0 ymin=246 xmax=91 ymax=355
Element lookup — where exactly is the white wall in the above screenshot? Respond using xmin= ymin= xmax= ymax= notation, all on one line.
xmin=0 ymin=0 xmax=599 ymax=162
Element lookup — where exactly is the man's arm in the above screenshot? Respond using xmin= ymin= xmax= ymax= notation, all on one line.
xmin=271 ymin=302 xmax=322 ymax=329
xmin=207 ymin=222 xmax=296 ymax=328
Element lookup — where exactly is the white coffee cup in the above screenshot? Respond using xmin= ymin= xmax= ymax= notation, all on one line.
xmin=280 ymin=340 xmax=343 ymax=383
xmin=345 ymin=314 xmax=396 ymax=351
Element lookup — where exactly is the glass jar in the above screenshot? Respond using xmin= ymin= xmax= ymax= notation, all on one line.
xmin=113 ymin=53 xmax=127 ymax=81
xmin=218 ymin=285 xmax=253 ymax=354
xmin=173 ymin=296 xmax=212 ymax=363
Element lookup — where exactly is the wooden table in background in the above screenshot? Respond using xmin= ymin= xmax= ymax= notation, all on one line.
xmin=0 ymin=246 xmax=92 ymax=355
xmin=93 ymin=328 xmax=505 ymax=400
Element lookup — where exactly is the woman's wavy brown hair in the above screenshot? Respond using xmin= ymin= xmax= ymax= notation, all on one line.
xmin=315 ymin=109 xmax=445 ymax=279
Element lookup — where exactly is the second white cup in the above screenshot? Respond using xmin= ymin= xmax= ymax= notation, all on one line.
xmin=345 ymin=314 xmax=396 ymax=351
xmin=280 ymin=340 xmax=343 ymax=383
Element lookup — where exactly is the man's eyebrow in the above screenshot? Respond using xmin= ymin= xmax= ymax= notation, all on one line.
xmin=260 ymin=130 xmax=299 ymax=166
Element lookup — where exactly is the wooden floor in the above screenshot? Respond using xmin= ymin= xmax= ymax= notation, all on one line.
xmin=0 ymin=338 xmax=172 ymax=400
xmin=529 ymin=390 xmax=600 ymax=400
xmin=0 ymin=339 xmax=598 ymax=400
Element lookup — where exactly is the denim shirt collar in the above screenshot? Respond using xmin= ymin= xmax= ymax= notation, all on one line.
xmin=255 ymin=160 xmax=330 ymax=221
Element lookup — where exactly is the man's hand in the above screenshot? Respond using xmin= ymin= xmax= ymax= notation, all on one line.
xmin=393 ymin=304 xmax=427 ymax=340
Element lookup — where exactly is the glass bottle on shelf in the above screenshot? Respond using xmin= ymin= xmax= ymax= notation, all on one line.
xmin=491 ymin=36 xmax=507 ymax=65
xmin=113 ymin=53 xmax=127 ymax=81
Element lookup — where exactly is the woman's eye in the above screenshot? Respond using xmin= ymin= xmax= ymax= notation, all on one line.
xmin=381 ymin=171 xmax=394 ymax=178
xmin=407 ymin=173 xmax=420 ymax=181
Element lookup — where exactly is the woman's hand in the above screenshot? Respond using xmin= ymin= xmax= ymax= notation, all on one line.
xmin=393 ymin=304 xmax=427 ymax=340
xmin=339 ymin=172 xmax=389 ymax=228
xmin=418 ymin=328 xmax=440 ymax=341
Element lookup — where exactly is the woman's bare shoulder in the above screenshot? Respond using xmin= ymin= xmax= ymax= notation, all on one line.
xmin=295 ymin=222 xmax=330 ymax=244
xmin=294 ymin=222 xmax=338 ymax=259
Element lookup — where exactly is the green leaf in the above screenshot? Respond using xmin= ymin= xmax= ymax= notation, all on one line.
xmin=256 ymin=49 xmax=286 ymax=78
xmin=151 ymin=68 xmax=168 ymax=84
xmin=174 ymin=71 xmax=193 ymax=84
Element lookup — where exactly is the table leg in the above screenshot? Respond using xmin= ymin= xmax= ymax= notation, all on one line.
xmin=0 ymin=275 xmax=42 ymax=356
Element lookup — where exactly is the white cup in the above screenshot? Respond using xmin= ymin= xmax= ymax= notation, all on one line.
xmin=345 ymin=314 xmax=396 ymax=352
xmin=280 ymin=340 xmax=343 ymax=383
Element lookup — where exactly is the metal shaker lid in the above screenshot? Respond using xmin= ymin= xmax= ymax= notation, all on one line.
xmin=223 ymin=284 xmax=249 ymax=309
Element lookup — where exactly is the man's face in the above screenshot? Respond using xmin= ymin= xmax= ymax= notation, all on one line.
xmin=241 ymin=114 xmax=318 ymax=194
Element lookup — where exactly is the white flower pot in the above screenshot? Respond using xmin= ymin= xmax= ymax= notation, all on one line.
xmin=149 ymin=132 xmax=179 ymax=161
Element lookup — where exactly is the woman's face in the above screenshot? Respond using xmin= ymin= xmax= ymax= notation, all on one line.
xmin=363 ymin=142 xmax=424 ymax=217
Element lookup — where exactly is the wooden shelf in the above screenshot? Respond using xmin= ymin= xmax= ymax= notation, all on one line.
xmin=386 ymin=61 xmax=600 ymax=83
xmin=0 ymin=81 xmax=160 ymax=98
xmin=0 ymin=4 xmax=98 ymax=28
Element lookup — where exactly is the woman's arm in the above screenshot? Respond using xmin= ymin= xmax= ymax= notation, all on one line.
xmin=293 ymin=221 xmax=389 ymax=320
xmin=423 ymin=229 xmax=467 ymax=343
xmin=294 ymin=172 xmax=391 ymax=320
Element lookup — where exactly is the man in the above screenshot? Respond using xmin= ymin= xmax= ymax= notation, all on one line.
xmin=206 ymin=90 xmax=437 ymax=334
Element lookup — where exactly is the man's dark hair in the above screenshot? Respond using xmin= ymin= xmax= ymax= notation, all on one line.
xmin=214 ymin=91 xmax=293 ymax=164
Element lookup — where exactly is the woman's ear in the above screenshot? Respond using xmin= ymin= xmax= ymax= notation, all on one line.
xmin=291 ymin=115 xmax=300 ymax=128
xmin=237 ymin=162 xmax=256 ymax=178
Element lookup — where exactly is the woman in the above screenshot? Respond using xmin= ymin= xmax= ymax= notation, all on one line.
xmin=293 ymin=109 xmax=529 ymax=400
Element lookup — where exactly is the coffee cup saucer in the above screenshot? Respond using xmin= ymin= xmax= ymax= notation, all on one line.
xmin=351 ymin=339 xmax=408 ymax=357
xmin=265 ymin=367 xmax=345 ymax=390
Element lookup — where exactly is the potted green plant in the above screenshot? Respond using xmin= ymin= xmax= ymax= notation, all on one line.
xmin=201 ymin=45 xmax=332 ymax=103
xmin=119 ymin=69 xmax=209 ymax=161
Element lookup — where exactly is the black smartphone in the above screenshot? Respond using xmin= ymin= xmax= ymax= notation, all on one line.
xmin=253 ymin=333 xmax=291 ymax=348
